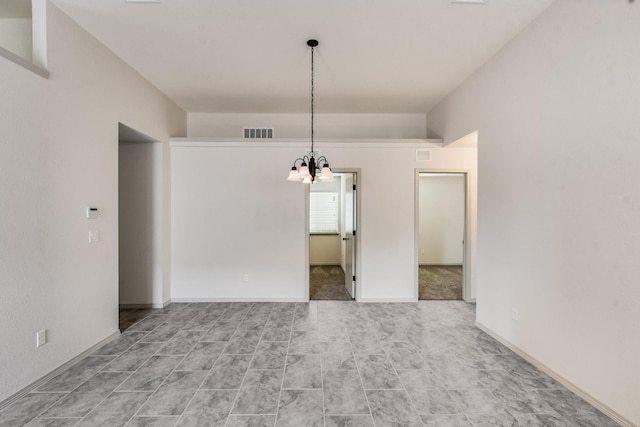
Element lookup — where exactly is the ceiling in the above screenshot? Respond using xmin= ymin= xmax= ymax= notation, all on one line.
xmin=50 ymin=0 xmax=556 ymax=114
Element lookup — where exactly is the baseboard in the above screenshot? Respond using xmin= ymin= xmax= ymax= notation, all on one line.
xmin=357 ymin=298 xmax=417 ymax=303
xmin=419 ymin=263 xmax=463 ymax=267
xmin=310 ymin=263 xmax=343 ymax=266
xmin=475 ymin=321 xmax=635 ymax=427
xmin=171 ymin=298 xmax=308 ymax=303
xmin=119 ymin=301 xmax=169 ymax=309
xmin=0 ymin=330 xmax=121 ymax=412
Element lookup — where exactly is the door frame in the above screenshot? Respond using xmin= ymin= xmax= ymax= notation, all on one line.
xmin=414 ymin=169 xmax=471 ymax=302
xmin=305 ymin=169 xmax=361 ymax=301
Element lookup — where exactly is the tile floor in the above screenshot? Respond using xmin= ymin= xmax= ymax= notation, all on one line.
xmin=0 ymin=301 xmax=620 ymax=427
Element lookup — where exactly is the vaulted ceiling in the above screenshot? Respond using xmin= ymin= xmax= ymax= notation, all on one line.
xmin=50 ymin=0 xmax=556 ymax=114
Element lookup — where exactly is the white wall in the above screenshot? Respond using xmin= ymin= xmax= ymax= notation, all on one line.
xmin=188 ymin=113 xmax=427 ymax=139
xmin=419 ymin=175 xmax=464 ymax=265
xmin=0 ymin=18 xmax=32 ymax=61
xmin=171 ymin=140 xmax=476 ymax=302
xmin=0 ymin=4 xmax=185 ymax=403
xmin=428 ymin=0 xmax=640 ymax=424
xmin=118 ymin=141 xmax=165 ymax=306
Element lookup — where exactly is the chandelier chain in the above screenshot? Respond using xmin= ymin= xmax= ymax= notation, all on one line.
xmin=310 ymin=44 xmax=315 ymax=154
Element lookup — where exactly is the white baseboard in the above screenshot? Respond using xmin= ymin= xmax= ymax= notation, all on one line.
xmin=310 ymin=263 xmax=343 ymax=266
xmin=171 ymin=298 xmax=308 ymax=303
xmin=120 ymin=301 xmax=169 ymax=309
xmin=0 ymin=330 xmax=121 ymax=412
xmin=419 ymin=263 xmax=463 ymax=267
xmin=475 ymin=321 xmax=635 ymax=427
xmin=357 ymin=298 xmax=417 ymax=303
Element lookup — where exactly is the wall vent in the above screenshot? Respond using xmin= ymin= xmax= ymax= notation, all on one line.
xmin=416 ymin=149 xmax=432 ymax=162
xmin=243 ymin=127 xmax=274 ymax=139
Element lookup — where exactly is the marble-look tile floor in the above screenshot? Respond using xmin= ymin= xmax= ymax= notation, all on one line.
xmin=1 ymin=301 xmax=620 ymax=427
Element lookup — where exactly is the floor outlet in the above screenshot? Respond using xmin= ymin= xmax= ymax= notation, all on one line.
xmin=37 ymin=329 xmax=47 ymax=347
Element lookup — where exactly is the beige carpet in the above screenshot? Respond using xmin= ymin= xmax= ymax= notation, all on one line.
xmin=419 ymin=265 xmax=463 ymax=300
xmin=310 ymin=265 xmax=353 ymax=300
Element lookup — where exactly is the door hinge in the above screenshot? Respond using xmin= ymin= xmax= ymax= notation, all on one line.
xmin=352 ymin=275 xmax=356 ymax=282
xmin=352 ymin=229 xmax=356 ymax=236
xmin=353 ymin=184 xmax=356 ymax=191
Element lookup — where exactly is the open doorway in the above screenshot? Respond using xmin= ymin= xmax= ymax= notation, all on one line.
xmin=118 ymin=123 xmax=163 ymax=330
xmin=418 ymin=172 xmax=466 ymax=300
xmin=309 ymin=172 xmax=357 ymax=300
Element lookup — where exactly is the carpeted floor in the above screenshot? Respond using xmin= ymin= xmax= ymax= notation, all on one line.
xmin=419 ymin=265 xmax=463 ymax=300
xmin=119 ymin=307 xmax=164 ymax=332
xmin=310 ymin=265 xmax=353 ymax=300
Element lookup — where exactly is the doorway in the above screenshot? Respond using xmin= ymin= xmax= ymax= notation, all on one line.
xmin=417 ymin=172 xmax=466 ymax=300
xmin=309 ymin=172 xmax=357 ymax=300
xmin=118 ymin=123 xmax=163 ymax=317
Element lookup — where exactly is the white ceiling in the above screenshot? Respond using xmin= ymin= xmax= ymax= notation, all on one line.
xmin=50 ymin=0 xmax=556 ymax=114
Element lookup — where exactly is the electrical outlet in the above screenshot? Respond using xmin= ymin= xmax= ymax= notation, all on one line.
xmin=243 ymin=274 xmax=249 ymax=282
xmin=37 ymin=329 xmax=47 ymax=347
xmin=420 ymin=249 xmax=425 ymax=255
xmin=512 ymin=308 xmax=519 ymax=321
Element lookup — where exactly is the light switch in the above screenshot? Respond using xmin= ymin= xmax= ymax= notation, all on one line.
xmin=89 ymin=230 xmax=100 ymax=243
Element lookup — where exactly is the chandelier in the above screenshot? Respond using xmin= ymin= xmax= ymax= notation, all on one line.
xmin=287 ymin=39 xmax=334 ymax=184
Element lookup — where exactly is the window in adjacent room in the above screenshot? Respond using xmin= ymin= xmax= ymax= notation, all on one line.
xmin=309 ymin=192 xmax=339 ymax=234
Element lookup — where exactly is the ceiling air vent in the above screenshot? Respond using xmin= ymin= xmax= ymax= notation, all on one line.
xmin=416 ymin=149 xmax=432 ymax=162
xmin=243 ymin=127 xmax=274 ymax=140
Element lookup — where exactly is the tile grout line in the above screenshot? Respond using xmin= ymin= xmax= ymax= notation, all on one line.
xmin=350 ymin=307 xmax=376 ymax=425
xmin=174 ymin=306 xmax=225 ymax=425
xmin=273 ymin=304 xmax=296 ymax=427
xmin=127 ymin=303 xmax=203 ymax=422
xmin=223 ymin=302 xmax=269 ymax=427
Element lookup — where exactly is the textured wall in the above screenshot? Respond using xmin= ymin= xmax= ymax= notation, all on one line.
xmin=428 ymin=0 xmax=640 ymax=424
xmin=0 ymin=4 xmax=185 ymax=402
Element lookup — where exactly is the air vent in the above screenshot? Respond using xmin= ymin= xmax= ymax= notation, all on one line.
xmin=243 ymin=127 xmax=274 ymax=139
xmin=416 ymin=149 xmax=432 ymax=162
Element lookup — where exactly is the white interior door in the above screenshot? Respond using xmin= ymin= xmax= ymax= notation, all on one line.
xmin=343 ymin=174 xmax=356 ymax=298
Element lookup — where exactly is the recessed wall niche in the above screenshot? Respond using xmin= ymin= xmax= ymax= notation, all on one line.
xmin=0 ymin=0 xmax=47 ymax=76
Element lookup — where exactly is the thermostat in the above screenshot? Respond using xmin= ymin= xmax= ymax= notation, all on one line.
xmin=86 ymin=207 xmax=98 ymax=219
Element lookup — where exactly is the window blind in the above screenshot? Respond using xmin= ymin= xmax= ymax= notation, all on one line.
xmin=309 ymin=192 xmax=339 ymax=234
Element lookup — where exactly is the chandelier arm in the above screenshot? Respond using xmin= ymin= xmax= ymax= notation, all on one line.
xmin=316 ymin=156 xmax=330 ymax=166
xmin=291 ymin=157 xmax=308 ymax=167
